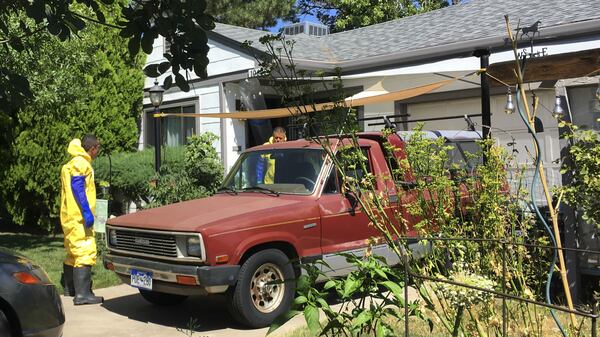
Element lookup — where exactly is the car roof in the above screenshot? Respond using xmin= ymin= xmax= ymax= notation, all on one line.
xmin=247 ymin=136 xmax=378 ymax=152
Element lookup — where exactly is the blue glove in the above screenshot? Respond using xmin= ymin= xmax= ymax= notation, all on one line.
xmin=256 ymin=157 xmax=265 ymax=184
xmin=71 ymin=176 xmax=94 ymax=228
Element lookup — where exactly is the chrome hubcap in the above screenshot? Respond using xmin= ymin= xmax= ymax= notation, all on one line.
xmin=250 ymin=263 xmax=285 ymax=313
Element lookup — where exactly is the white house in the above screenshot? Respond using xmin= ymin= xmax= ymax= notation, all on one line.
xmin=138 ymin=0 xmax=600 ymax=290
xmin=141 ymin=0 xmax=600 ymax=193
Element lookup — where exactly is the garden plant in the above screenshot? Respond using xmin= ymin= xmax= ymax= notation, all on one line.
xmin=251 ymin=24 xmax=598 ymax=337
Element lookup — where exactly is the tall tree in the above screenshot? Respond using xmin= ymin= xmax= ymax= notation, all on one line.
xmin=298 ymin=0 xmax=448 ymax=32
xmin=206 ymin=0 xmax=297 ymax=30
xmin=0 ymin=3 xmax=145 ymax=231
xmin=0 ymin=0 xmax=214 ymax=122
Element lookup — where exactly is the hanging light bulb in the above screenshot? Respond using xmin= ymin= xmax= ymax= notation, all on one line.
xmin=504 ymin=88 xmax=515 ymax=114
xmin=552 ymin=95 xmax=565 ymax=118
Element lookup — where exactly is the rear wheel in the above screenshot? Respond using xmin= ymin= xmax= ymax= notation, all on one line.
xmin=139 ymin=289 xmax=188 ymax=305
xmin=227 ymin=249 xmax=295 ymax=328
xmin=0 ymin=310 xmax=12 ymax=337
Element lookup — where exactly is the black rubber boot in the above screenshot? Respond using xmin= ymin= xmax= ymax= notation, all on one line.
xmin=61 ymin=264 xmax=75 ymax=297
xmin=73 ymin=266 xmax=104 ymax=305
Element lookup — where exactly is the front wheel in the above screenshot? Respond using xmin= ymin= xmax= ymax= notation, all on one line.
xmin=227 ymin=249 xmax=295 ymax=328
xmin=139 ymin=289 xmax=188 ymax=305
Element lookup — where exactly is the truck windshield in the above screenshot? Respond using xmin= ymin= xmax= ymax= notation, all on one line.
xmin=222 ymin=148 xmax=325 ymax=195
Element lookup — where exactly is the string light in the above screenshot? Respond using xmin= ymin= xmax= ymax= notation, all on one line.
xmin=552 ymin=95 xmax=565 ymax=118
xmin=504 ymin=88 xmax=515 ymax=114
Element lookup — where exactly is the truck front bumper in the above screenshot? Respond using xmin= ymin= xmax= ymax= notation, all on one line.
xmin=104 ymin=253 xmax=239 ymax=295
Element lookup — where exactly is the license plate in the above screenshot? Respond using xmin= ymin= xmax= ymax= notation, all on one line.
xmin=130 ymin=269 xmax=153 ymax=290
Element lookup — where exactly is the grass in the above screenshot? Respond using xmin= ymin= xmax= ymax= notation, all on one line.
xmin=0 ymin=232 xmax=121 ymax=292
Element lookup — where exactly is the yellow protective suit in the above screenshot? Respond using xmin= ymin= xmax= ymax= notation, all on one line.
xmin=60 ymin=139 xmax=97 ymax=267
xmin=263 ymin=135 xmax=286 ymax=184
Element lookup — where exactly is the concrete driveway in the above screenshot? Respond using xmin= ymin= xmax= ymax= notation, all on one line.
xmin=61 ymin=284 xmax=306 ymax=337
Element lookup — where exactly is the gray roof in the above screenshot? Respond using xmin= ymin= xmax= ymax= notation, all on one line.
xmin=211 ymin=0 xmax=600 ymax=72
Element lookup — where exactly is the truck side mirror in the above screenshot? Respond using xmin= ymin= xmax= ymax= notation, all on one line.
xmin=344 ymin=191 xmax=359 ymax=216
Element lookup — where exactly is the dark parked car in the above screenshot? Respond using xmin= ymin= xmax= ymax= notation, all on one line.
xmin=0 ymin=247 xmax=64 ymax=337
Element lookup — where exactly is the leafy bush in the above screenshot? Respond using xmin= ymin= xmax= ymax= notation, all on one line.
xmin=0 ymin=2 xmax=145 ymax=232
xmin=94 ymin=133 xmax=223 ymax=211
xmin=93 ymin=146 xmax=185 ymax=211
xmin=147 ymin=133 xmax=224 ymax=208
xmin=183 ymin=132 xmax=224 ymax=192
xmin=560 ymin=127 xmax=600 ymax=227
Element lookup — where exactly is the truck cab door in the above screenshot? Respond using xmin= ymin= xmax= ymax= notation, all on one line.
xmin=317 ymin=145 xmax=395 ymax=277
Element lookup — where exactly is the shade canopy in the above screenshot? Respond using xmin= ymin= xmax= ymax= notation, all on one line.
xmin=157 ymin=78 xmax=456 ymax=120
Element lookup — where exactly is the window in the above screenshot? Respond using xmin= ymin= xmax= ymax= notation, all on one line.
xmin=446 ymin=141 xmax=482 ymax=171
xmin=323 ymin=168 xmax=339 ymax=194
xmin=222 ymin=149 xmax=325 ymax=194
xmin=145 ymin=105 xmax=196 ymax=148
xmin=335 ymin=147 xmax=372 ymax=187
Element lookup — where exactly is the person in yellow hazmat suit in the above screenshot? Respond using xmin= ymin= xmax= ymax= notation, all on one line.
xmin=60 ymin=135 xmax=103 ymax=305
xmin=257 ymin=127 xmax=286 ymax=184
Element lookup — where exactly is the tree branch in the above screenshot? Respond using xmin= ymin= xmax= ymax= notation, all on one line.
xmin=0 ymin=24 xmax=48 ymax=45
xmin=71 ymin=11 xmax=124 ymax=30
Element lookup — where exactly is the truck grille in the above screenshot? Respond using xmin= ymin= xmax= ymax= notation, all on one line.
xmin=113 ymin=229 xmax=178 ymax=258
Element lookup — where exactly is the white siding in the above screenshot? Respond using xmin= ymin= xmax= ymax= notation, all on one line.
xmin=142 ymin=38 xmax=256 ymax=168
xmin=198 ymin=87 xmax=222 ymax=157
xmin=144 ymin=38 xmax=255 ymax=90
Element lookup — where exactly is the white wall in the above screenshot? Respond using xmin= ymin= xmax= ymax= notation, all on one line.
xmin=142 ymin=38 xmax=255 ymax=170
xmin=144 ymin=38 xmax=255 ymax=90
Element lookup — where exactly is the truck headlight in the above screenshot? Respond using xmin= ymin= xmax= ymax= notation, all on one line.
xmin=108 ymin=229 xmax=117 ymax=246
xmin=186 ymin=236 xmax=202 ymax=257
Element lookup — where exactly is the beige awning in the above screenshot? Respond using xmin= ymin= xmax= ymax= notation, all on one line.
xmin=156 ymin=77 xmax=457 ymax=120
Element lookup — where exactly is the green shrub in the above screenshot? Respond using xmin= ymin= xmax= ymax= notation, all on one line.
xmin=94 ymin=146 xmax=185 ymax=212
xmin=147 ymin=133 xmax=224 ymax=208
xmin=0 ymin=1 xmax=145 ymax=232
xmin=184 ymin=132 xmax=224 ymax=192
xmin=94 ymin=133 xmax=223 ymax=211
xmin=560 ymin=127 xmax=600 ymax=227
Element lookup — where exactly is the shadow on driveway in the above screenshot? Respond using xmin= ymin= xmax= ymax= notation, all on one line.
xmin=101 ymin=292 xmax=251 ymax=333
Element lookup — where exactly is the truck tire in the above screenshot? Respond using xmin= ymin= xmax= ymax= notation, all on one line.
xmin=139 ymin=289 xmax=188 ymax=305
xmin=227 ymin=249 xmax=295 ymax=328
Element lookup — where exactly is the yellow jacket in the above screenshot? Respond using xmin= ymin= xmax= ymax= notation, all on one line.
xmin=263 ymin=135 xmax=286 ymax=184
xmin=60 ymin=139 xmax=97 ymax=267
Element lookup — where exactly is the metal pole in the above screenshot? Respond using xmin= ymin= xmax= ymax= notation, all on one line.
xmin=154 ymin=107 xmax=161 ymax=172
xmin=592 ymin=301 xmax=598 ymax=337
xmin=502 ymin=240 xmax=507 ymax=337
xmin=473 ymin=49 xmax=491 ymax=140
xmin=404 ymin=246 xmax=409 ymax=337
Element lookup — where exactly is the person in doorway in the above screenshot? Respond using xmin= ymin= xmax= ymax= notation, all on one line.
xmin=59 ymin=134 xmax=104 ymax=305
xmin=257 ymin=127 xmax=287 ymax=184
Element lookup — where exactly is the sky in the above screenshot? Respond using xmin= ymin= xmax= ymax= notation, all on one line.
xmin=268 ymin=0 xmax=456 ymax=33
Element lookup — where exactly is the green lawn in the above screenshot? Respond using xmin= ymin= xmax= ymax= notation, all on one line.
xmin=0 ymin=232 xmax=121 ymax=293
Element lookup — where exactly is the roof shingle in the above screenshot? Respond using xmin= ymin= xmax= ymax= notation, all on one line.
xmin=212 ymin=0 xmax=600 ymax=68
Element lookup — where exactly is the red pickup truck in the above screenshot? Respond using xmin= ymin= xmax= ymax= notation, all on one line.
xmin=103 ymin=129 xmax=481 ymax=327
